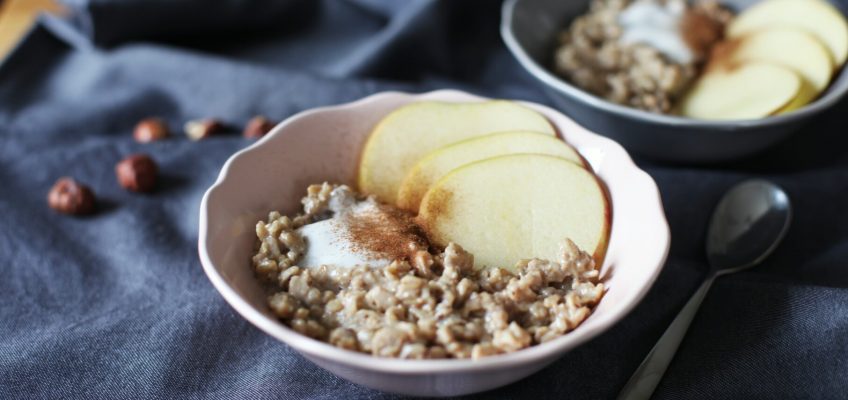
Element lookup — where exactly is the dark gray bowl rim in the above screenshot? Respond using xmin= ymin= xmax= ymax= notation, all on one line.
xmin=501 ymin=0 xmax=848 ymax=129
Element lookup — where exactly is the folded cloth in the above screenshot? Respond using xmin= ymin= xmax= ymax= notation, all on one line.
xmin=1 ymin=1 xmax=848 ymax=399
xmin=59 ymin=0 xmax=311 ymax=46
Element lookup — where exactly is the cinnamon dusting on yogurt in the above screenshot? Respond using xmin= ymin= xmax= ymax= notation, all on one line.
xmin=343 ymin=201 xmax=428 ymax=261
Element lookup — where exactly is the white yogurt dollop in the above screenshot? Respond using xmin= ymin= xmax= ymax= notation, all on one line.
xmin=618 ymin=1 xmax=694 ymax=64
xmin=296 ymin=201 xmax=395 ymax=268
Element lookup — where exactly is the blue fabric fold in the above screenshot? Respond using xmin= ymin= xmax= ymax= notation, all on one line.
xmin=59 ymin=0 xmax=311 ymax=47
xmin=2 ymin=1 xmax=848 ymax=398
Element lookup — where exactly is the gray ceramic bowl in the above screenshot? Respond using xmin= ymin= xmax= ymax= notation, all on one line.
xmin=502 ymin=0 xmax=848 ymax=163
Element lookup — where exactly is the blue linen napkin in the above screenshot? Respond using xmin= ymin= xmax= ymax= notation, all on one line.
xmin=1 ymin=0 xmax=847 ymax=398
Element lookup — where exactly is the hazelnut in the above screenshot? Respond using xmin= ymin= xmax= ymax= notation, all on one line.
xmin=116 ymin=154 xmax=158 ymax=192
xmin=184 ymin=118 xmax=223 ymax=141
xmin=48 ymin=177 xmax=96 ymax=215
xmin=242 ymin=115 xmax=274 ymax=139
xmin=133 ymin=118 xmax=169 ymax=143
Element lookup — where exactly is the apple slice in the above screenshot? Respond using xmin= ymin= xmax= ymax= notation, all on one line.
xmin=727 ymin=0 xmax=848 ymax=66
xmin=679 ymin=62 xmax=800 ymax=120
xmin=397 ymin=131 xmax=586 ymax=212
xmin=417 ymin=154 xmax=610 ymax=269
xmin=717 ymin=29 xmax=833 ymax=109
xmin=774 ymin=80 xmax=820 ymax=114
xmin=357 ymin=101 xmax=556 ymax=203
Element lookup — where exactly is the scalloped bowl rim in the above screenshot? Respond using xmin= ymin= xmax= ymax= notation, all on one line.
xmin=198 ymin=89 xmax=670 ymax=374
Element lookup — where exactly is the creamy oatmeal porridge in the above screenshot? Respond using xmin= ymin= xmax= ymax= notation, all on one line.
xmin=252 ymin=183 xmax=604 ymax=359
xmin=554 ymin=0 xmax=732 ymax=113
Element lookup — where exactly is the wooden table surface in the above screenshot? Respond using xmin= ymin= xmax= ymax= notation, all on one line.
xmin=0 ymin=0 xmax=63 ymax=57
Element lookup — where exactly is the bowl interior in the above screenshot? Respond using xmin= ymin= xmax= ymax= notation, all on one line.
xmin=506 ymin=0 xmax=848 ymax=122
xmin=199 ymin=90 xmax=669 ymax=370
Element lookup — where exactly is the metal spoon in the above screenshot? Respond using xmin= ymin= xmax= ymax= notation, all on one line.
xmin=617 ymin=179 xmax=792 ymax=400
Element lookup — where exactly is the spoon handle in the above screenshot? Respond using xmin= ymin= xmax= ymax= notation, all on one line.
xmin=617 ymin=274 xmax=717 ymax=400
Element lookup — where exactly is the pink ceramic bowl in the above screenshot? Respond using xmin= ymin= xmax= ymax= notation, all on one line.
xmin=198 ymin=90 xmax=670 ymax=397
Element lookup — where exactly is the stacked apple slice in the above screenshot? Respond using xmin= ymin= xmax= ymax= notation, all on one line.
xmin=680 ymin=0 xmax=848 ymax=119
xmin=357 ymin=101 xmax=610 ymax=270
xmin=396 ymin=131 xmax=587 ymax=212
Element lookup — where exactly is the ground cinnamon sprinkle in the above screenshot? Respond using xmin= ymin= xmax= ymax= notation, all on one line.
xmin=344 ymin=202 xmax=429 ymax=260
xmin=704 ymin=38 xmax=743 ymax=72
xmin=681 ymin=9 xmax=725 ymax=60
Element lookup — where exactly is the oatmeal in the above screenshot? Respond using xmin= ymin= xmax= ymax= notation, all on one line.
xmin=252 ymin=183 xmax=604 ymax=359
xmin=553 ymin=0 xmax=731 ymax=113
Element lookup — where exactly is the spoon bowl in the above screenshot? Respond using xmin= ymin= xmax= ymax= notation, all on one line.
xmin=707 ymin=180 xmax=792 ymax=272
